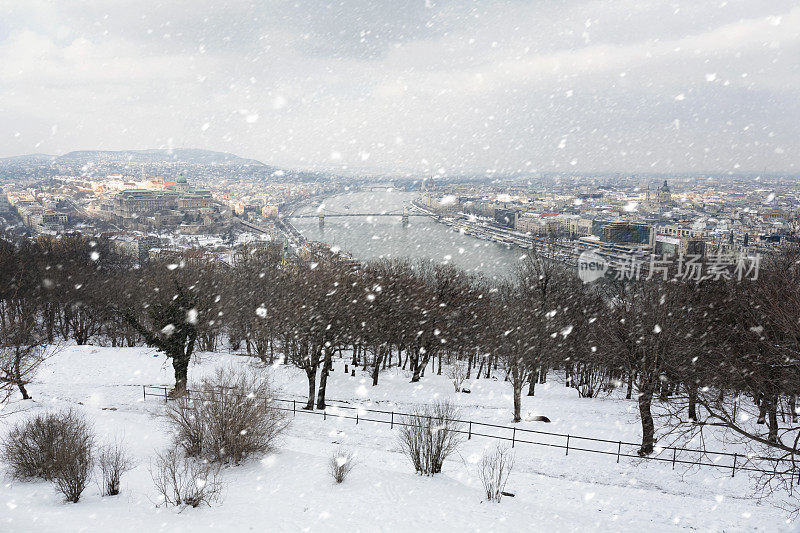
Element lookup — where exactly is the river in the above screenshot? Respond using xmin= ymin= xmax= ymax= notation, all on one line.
xmin=290 ymin=190 xmax=524 ymax=278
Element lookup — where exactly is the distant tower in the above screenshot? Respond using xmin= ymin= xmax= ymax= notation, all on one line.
xmin=657 ymin=180 xmax=672 ymax=205
xmin=649 ymin=180 xmax=672 ymax=214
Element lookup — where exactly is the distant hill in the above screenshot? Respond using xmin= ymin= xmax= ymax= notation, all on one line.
xmin=0 ymin=149 xmax=337 ymax=183
xmin=52 ymin=149 xmax=266 ymax=166
xmin=0 ymin=153 xmax=57 ymax=164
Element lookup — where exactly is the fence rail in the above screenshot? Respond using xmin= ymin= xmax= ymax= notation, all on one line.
xmin=141 ymin=385 xmax=791 ymax=478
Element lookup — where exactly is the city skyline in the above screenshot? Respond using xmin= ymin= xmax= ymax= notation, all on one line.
xmin=2 ymin=1 xmax=798 ymax=175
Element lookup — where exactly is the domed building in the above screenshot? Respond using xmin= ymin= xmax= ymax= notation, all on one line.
xmin=646 ymin=180 xmax=675 ymax=213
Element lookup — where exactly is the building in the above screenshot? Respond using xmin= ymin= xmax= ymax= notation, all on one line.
xmin=112 ymin=177 xmax=213 ymax=228
xmin=262 ymin=204 xmax=279 ymax=218
xmin=0 ymin=193 xmax=10 ymax=214
xmin=109 ymin=234 xmax=162 ymax=264
xmin=594 ymin=220 xmax=652 ymax=245
xmin=646 ymin=180 xmax=674 ymax=213
xmin=494 ymin=208 xmax=517 ymax=228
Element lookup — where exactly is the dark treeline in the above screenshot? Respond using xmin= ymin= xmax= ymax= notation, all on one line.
xmin=2 ymin=232 xmax=800 ymax=494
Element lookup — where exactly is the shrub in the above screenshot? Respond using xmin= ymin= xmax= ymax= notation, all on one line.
xmin=398 ymin=400 xmax=463 ymax=475
xmin=150 ymin=446 xmax=223 ymax=508
xmin=446 ymin=362 xmax=468 ymax=393
xmin=165 ymin=366 xmax=289 ymax=464
xmin=2 ymin=409 xmax=94 ymax=482
xmin=328 ymin=447 xmax=356 ymax=484
xmin=478 ymin=444 xmax=514 ymax=502
xmin=98 ymin=440 xmax=134 ymax=496
xmin=165 ymin=397 xmax=205 ymax=457
xmin=51 ymin=436 xmax=94 ymax=503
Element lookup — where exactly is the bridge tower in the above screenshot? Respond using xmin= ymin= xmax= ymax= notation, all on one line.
xmin=318 ymin=213 xmax=325 ymax=228
xmin=402 ymin=206 xmax=409 ymax=227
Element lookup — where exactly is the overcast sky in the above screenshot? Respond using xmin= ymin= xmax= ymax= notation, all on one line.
xmin=1 ymin=1 xmax=798 ymax=175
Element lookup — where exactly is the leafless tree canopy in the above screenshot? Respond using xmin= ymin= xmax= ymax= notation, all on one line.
xmin=3 ymin=232 xmax=800 ymax=505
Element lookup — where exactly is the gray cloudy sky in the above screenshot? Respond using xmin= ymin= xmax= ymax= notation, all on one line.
xmin=1 ymin=0 xmax=798 ymax=175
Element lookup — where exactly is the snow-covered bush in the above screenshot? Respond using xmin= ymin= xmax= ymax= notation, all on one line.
xmin=446 ymin=362 xmax=468 ymax=392
xmin=478 ymin=444 xmax=514 ymax=502
xmin=150 ymin=445 xmax=223 ymax=508
xmin=51 ymin=434 xmax=94 ymax=503
xmin=328 ymin=446 xmax=356 ymax=483
xmin=98 ymin=439 xmax=134 ymax=496
xmin=165 ymin=366 xmax=289 ymax=464
xmin=398 ymin=400 xmax=463 ymax=475
xmin=165 ymin=397 xmax=205 ymax=457
xmin=2 ymin=409 xmax=94 ymax=483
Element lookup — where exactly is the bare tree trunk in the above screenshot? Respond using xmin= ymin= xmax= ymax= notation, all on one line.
xmin=315 ymin=347 xmax=333 ymax=409
xmin=513 ymin=376 xmax=523 ymax=423
xmin=757 ymin=394 xmax=767 ymax=424
xmin=688 ymin=385 xmax=698 ymax=422
xmin=372 ymin=346 xmax=386 ymax=386
xmin=304 ymin=364 xmax=317 ymax=410
xmin=767 ymin=396 xmax=779 ymax=444
xmin=171 ymin=354 xmax=190 ymax=397
xmin=13 ymin=349 xmax=31 ymax=400
xmin=411 ymin=348 xmax=430 ymax=382
xmin=527 ymin=368 xmax=538 ymax=397
xmin=638 ymin=381 xmax=656 ymax=456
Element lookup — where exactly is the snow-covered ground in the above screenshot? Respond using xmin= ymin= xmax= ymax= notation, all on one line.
xmin=0 ymin=346 xmax=794 ymax=532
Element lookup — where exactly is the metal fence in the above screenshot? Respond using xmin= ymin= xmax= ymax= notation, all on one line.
xmin=142 ymin=385 xmax=790 ymax=479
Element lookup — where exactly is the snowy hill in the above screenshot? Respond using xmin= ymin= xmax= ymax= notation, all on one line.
xmin=0 ymin=346 xmax=791 ymax=532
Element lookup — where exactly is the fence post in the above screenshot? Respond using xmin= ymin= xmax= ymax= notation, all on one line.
xmin=617 ymin=441 xmax=621 ymax=463
xmin=356 ymin=410 xmax=359 ymax=425
xmin=293 ymin=400 xmax=296 ymax=416
xmin=512 ymin=427 xmax=516 ymax=449
xmin=732 ymin=454 xmax=737 ymax=478
xmin=468 ymin=421 xmax=472 ymax=440
xmin=391 ymin=411 xmax=394 ymax=429
xmin=142 ymin=385 xmax=146 ymax=402
xmin=566 ymin=435 xmax=570 ymax=456
xmin=672 ymin=448 xmax=676 ymax=469
xmin=324 ymin=408 xmax=327 ymax=421
xmin=163 ymin=387 xmax=168 ymax=403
